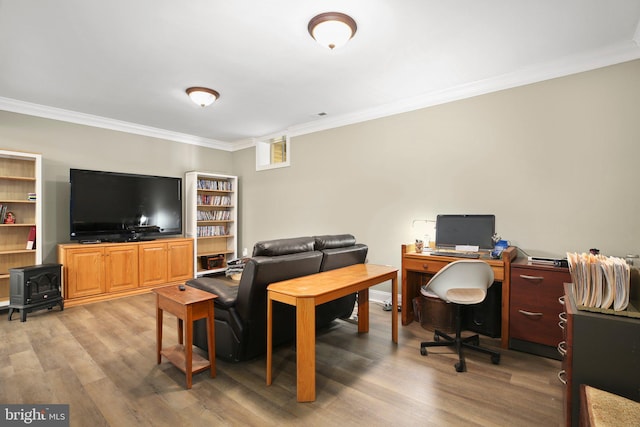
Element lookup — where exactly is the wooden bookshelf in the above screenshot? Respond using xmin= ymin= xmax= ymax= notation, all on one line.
xmin=185 ymin=172 xmax=238 ymax=277
xmin=0 ymin=150 xmax=42 ymax=307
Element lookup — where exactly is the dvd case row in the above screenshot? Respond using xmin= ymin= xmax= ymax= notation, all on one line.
xmin=197 ymin=210 xmax=231 ymax=221
xmin=197 ymin=179 xmax=232 ymax=191
xmin=197 ymin=194 xmax=231 ymax=206
xmin=197 ymin=225 xmax=229 ymax=237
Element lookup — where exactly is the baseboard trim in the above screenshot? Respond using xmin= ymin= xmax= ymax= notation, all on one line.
xmin=369 ymin=289 xmax=401 ymax=305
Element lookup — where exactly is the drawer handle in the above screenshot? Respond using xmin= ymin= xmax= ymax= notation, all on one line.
xmin=558 ymin=295 xmax=565 ymax=306
xmin=557 ymin=369 xmax=567 ymax=385
xmin=557 ymin=341 xmax=567 ymax=357
xmin=518 ymin=309 xmax=543 ymax=317
xmin=520 ymin=274 xmax=544 ymax=281
xmin=559 ymin=312 xmax=567 ymax=322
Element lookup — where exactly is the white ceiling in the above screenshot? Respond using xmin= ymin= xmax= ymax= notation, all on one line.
xmin=1 ymin=1 xmax=640 ymax=151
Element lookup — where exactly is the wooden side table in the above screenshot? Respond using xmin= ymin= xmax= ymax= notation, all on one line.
xmin=153 ymin=285 xmax=217 ymax=389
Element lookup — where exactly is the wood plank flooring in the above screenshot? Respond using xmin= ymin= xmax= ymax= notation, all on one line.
xmin=0 ymin=294 xmax=564 ymax=426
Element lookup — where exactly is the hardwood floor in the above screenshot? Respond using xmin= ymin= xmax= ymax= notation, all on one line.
xmin=0 ymin=294 xmax=564 ymax=426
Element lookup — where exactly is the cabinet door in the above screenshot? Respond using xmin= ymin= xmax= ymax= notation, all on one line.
xmin=65 ymin=248 xmax=106 ymax=298
xmin=167 ymin=239 xmax=194 ymax=282
xmin=139 ymin=242 xmax=168 ymax=287
xmin=105 ymin=245 xmax=139 ymax=292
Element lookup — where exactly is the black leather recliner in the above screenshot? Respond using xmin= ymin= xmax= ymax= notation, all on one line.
xmin=187 ymin=234 xmax=368 ymax=362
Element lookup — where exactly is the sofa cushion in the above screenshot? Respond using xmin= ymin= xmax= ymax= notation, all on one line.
xmin=319 ymin=244 xmax=368 ymax=272
xmin=314 ymin=234 xmax=357 ymax=250
xmin=252 ymin=236 xmax=315 ymax=256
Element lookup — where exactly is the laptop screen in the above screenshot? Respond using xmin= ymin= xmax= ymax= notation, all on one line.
xmin=435 ymin=214 xmax=495 ymax=250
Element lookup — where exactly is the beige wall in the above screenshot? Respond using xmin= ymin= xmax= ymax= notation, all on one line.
xmin=0 ymin=112 xmax=232 ymax=262
xmin=232 ymin=59 xmax=640 ymax=287
xmin=1 ymin=60 xmax=639 ymax=293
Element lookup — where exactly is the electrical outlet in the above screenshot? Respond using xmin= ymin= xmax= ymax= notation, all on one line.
xmin=242 ymin=248 xmax=248 ymax=257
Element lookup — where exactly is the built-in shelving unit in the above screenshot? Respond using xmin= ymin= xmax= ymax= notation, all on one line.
xmin=185 ymin=171 xmax=238 ymax=277
xmin=0 ymin=150 xmax=42 ymax=308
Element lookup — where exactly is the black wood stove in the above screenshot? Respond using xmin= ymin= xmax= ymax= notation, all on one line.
xmin=8 ymin=264 xmax=64 ymax=322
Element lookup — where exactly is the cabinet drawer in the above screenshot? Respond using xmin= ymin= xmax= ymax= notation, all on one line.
xmin=510 ymin=266 xmax=570 ymax=347
xmin=509 ymin=304 xmax=563 ymax=346
xmin=511 ymin=268 xmax=569 ymax=310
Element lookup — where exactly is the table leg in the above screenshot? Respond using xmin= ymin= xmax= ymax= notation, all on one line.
xmin=207 ymin=301 xmax=216 ymax=378
xmin=185 ymin=307 xmax=193 ymax=389
xmin=177 ymin=318 xmax=184 ymax=346
xmin=156 ymin=302 xmax=162 ymax=365
xmin=357 ymin=288 xmax=369 ymax=333
xmin=266 ymin=292 xmax=273 ymax=386
xmin=297 ymin=297 xmax=316 ymax=402
xmin=391 ymin=274 xmax=398 ymax=344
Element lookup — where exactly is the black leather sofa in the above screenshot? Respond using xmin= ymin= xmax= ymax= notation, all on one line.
xmin=187 ymin=234 xmax=368 ymax=362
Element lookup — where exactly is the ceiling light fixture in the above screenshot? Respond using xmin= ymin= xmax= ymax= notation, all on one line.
xmin=308 ymin=12 xmax=357 ymax=50
xmin=186 ymin=87 xmax=220 ymax=107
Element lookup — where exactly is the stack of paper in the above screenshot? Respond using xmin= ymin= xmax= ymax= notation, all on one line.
xmin=567 ymin=252 xmax=630 ymax=311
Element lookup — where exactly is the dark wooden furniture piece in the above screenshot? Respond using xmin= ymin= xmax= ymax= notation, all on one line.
xmin=153 ymin=285 xmax=217 ymax=389
xmin=509 ymin=259 xmax=570 ymax=359
xmin=8 ymin=264 xmax=64 ymax=322
xmin=561 ymin=283 xmax=640 ymax=426
xmin=401 ymin=243 xmax=517 ymax=348
xmin=266 ymin=264 xmax=398 ymax=402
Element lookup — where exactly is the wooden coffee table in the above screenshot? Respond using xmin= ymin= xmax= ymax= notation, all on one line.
xmin=266 ymin=263 xmax=399 ymax=402
xmin=153 ymin=285 xmax=217 ymax=389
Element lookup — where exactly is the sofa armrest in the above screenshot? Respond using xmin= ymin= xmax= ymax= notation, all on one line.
xmin=186 ymin=277 xmax=239 ymax=309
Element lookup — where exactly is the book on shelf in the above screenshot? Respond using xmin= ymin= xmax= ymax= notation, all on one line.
xmin=26 ymin=226 xmax=36 ymax=250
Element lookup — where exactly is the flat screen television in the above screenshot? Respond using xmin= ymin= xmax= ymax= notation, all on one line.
xmin=69 ymin=168 xmax=182 ymax=242
xmin=435 ymin=214 xmax=495 ymax=250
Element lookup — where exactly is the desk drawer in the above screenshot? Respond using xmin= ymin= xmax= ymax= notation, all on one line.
xmin=403 ymin=257 xmax=449 ymax=275
xmin=404 ymin=256 xmax=504 ymax=280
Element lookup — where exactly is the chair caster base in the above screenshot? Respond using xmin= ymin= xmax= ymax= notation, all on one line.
xmin=491 ymin=354 xmax=500 ymax=364
xmin=455 ymin=361 xmax=466 ymax=372
xmin=420 ymin=347 xmax=427 ymax=356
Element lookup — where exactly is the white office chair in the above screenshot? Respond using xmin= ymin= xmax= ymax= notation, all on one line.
xmin=419 ymin=260 xmax=501 ymax=372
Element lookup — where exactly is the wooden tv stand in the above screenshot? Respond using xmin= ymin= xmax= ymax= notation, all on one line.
xmin=58 ymin=237 xmax=193 ymax=307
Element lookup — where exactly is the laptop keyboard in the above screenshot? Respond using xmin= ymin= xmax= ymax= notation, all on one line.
xmin=431 ymin=251 xmax=480 ymax=259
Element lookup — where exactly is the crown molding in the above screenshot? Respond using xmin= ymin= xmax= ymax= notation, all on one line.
xmin=0 ymin=96 xmax=234 ymax=151
xmin=2 ymin=39 xmax=639 ymax=152
xmin=286 ymin=40 xmax=640 ymax=140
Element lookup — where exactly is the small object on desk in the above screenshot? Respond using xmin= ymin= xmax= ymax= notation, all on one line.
xmin=178 ymin=284 xmax=186 ymax=291
xmin=415 ymin=239 xmax=424 ymax=253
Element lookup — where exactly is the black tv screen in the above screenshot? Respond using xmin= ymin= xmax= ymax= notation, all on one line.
xmin=70 ymin=169 xmax=182 ymax=241
xmin=435 ymin=214 xmax=495 ymax=250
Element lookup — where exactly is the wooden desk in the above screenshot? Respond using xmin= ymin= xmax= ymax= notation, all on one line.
xmin=401 ymin=244 xmax=517 ymax=348
xmin=266 ymin=264 xmax=399 ymax=402
xmin=153 ymin=285 xmax=217 ymax=389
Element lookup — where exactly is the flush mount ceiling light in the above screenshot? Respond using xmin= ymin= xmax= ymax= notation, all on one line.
xmin=186 ymin=87 xmax=220 ymax=107
xmin=308 ymin=12 xmax=357 ymax=50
